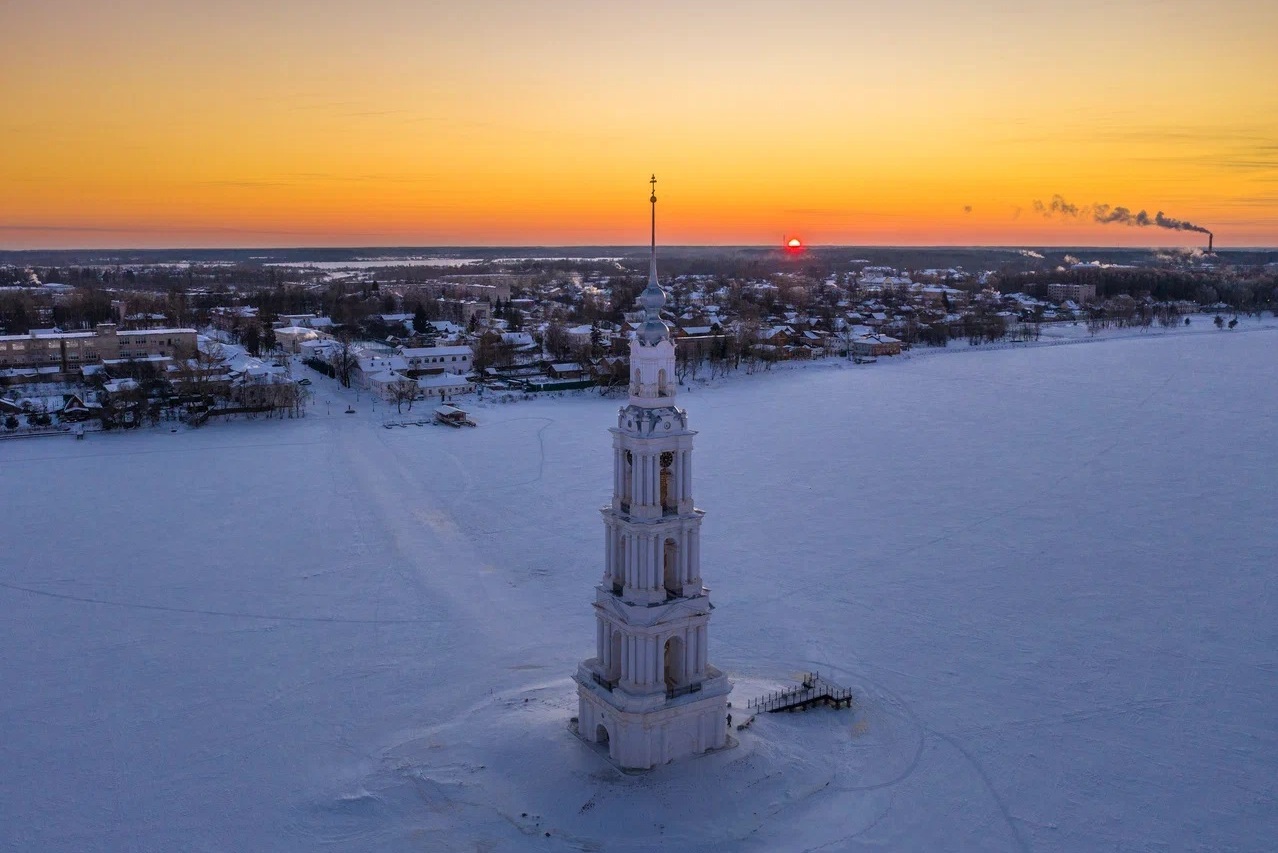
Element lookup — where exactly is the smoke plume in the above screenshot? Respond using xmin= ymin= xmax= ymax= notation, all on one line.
xmin=1153 ymin=211 xmax=1212 ymax=236
xmin=1033 ymin=194 xmax=1081 ymax=217
xmin=1033 ymin=194 xmax=1212 ymax=237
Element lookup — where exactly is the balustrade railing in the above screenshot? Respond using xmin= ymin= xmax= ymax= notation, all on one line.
xmin=665 ymin=681 xmax=702 ymax=700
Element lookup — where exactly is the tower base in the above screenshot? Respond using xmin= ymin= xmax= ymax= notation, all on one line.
xmin=575 ymin=669 xmax=731 ymax=770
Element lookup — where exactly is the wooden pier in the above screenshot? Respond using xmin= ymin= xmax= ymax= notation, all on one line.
xmin=746 ymin=672 xmax=854 ymax=714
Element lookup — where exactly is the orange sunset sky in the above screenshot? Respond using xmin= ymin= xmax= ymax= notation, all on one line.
xmin=3 ymin=0 xmax=1276 ymax=249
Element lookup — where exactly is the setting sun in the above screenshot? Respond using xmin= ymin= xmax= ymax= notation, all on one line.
xmin=787 ymin=238 xmax=802 ymax=248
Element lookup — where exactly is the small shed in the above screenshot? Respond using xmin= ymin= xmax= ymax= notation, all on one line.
xmin=434 ymin=405 xmax=476 ymax=428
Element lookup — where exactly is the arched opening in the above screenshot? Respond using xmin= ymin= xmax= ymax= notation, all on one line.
xmin=664 ymin=636 xmax=685 ymax=689
xmin=608 ymin=631 xmax=622 ymax=680
xmin=596 ymin=723 xmax=610 ymax=747
xmin=657 ymin=367 xmax=669 ymax=396
xmin=660 ymin=451 xmax=674 ymax=513
xmin=663 ymin=538 xmax=679 ymax=597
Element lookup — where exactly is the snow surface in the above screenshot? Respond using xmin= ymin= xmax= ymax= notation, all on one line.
xmin=2 ymin=324 xmax=1276 ymax=851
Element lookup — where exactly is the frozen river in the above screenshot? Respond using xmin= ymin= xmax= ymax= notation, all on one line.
xmin=2 ymin=325 xmax=1275 ymax=851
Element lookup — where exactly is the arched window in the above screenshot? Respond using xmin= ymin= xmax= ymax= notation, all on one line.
xmin=657 ymin=367 xmax=668 ymax=396
xmin=609 ymin=631 xmax=623 ymax=680
xmin=660 ymin=451 xmax=674 ymax=513
xmin=664 ymin=636 xmax=685 ymax=688
xmin=621 ymin=450 xmax=633 ymax=511
xmin=663 ymin=538 xmax=679 ymax=596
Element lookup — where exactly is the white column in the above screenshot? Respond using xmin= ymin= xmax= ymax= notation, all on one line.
xmin=685 ymin=628 xmax=695 ymax=678
xmin=635 ymin=453 xmax=643 ymax=506
xmin=691 ymin=528 xmax=700 ymax=578
xmin=642 ymin=533 xmax=649 ymax=589
xmin=630 ymin=453 xmax=639 ymax=507
xmin=613 ymin=448 xmax=621 ymax=502
xmin=652 ymin=636 xmax=660 ymax=685
xmin=674 ymin=448 xmax=683 ymax=504
xmin=644 ymin=453 xmax=653 ymax=506
xmin=648 ymin=453 xmax=657 ymax=506
xmin=651 ymin=454 xmax=660 ymax=506
xmin=652 ymin=533 xmax=661 ymax=589
xmin=651 ymin=534 xmax=660 ymax=589
xmin=679 ymin=528 xmax=689 ymax=584
xmin=683 ymin=450 xmax=692 ymax=503
xmin=649 ymin=535 xmax=658 ymax=590
xmin=640 ymin=453 xmax=648 ymax=506
xmin=636 ymin=535 xmax=646 ymax=589
xmin=698 ymin=625 xmax=707 ymax=672
xmin=639 ymin=452 xmax=649 ymax=506
xmin=642 ymin=453 xmax=652 ymax=506
xmin=604 ymin=524 xmax=612 ymax=580
xmin=627 ymin=534 xmax=636 ymax=588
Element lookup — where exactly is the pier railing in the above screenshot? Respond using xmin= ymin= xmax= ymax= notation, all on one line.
xmin=746 ymin=672 xmax=854 ymax=714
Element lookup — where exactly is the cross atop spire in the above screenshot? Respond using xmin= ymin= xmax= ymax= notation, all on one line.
xmin=649 ymin=173 xmax=657 ymax=255
xmin=637 ymin=173 xmax=669 ymax=345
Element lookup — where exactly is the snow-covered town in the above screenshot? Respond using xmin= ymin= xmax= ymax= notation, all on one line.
xmin=1 ymin=247 xmax=1275 ymax=435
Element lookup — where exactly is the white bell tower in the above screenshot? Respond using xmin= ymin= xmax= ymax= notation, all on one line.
xmin=575 ymin=176 xmax=731 ymax=769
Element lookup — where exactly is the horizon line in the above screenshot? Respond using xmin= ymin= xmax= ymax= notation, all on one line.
xmin=1 ymin=242 xmax=1264 ymax=255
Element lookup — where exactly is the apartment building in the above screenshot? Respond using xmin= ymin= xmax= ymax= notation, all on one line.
xmin=1047 ymin=283 xmax=1097 ymax=304
xmin=0 ymin=323 xmax=198 ymax=370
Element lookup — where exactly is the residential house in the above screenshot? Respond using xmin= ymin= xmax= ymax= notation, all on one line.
xmin=417 ymin=372 xmax=475 ymax=399
xmin=851 ymin=333 xmax=903 ymax=357
xmin=397 ymin=345 xmax=473 ymax=376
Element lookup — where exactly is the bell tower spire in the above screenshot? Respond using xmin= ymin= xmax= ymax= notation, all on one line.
xmin=574 ymin=178 xmax=732 ymax=769
xmin=637 ymin=174 xmax=669 ymax=346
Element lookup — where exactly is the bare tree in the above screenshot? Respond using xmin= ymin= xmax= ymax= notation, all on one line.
xmin=329 ymin=334 xmax=358 ymax=387
xmin=543 ymin=320 xmax=572 ymax=360
xmin=386 ymin=377 xmax=423 ymax=414
xmin=174 ymin=341 xmax=228 ymax=418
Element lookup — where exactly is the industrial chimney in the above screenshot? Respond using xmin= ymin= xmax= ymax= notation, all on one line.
xmin=1208 ymin=233 xmax=1213 ymax=253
